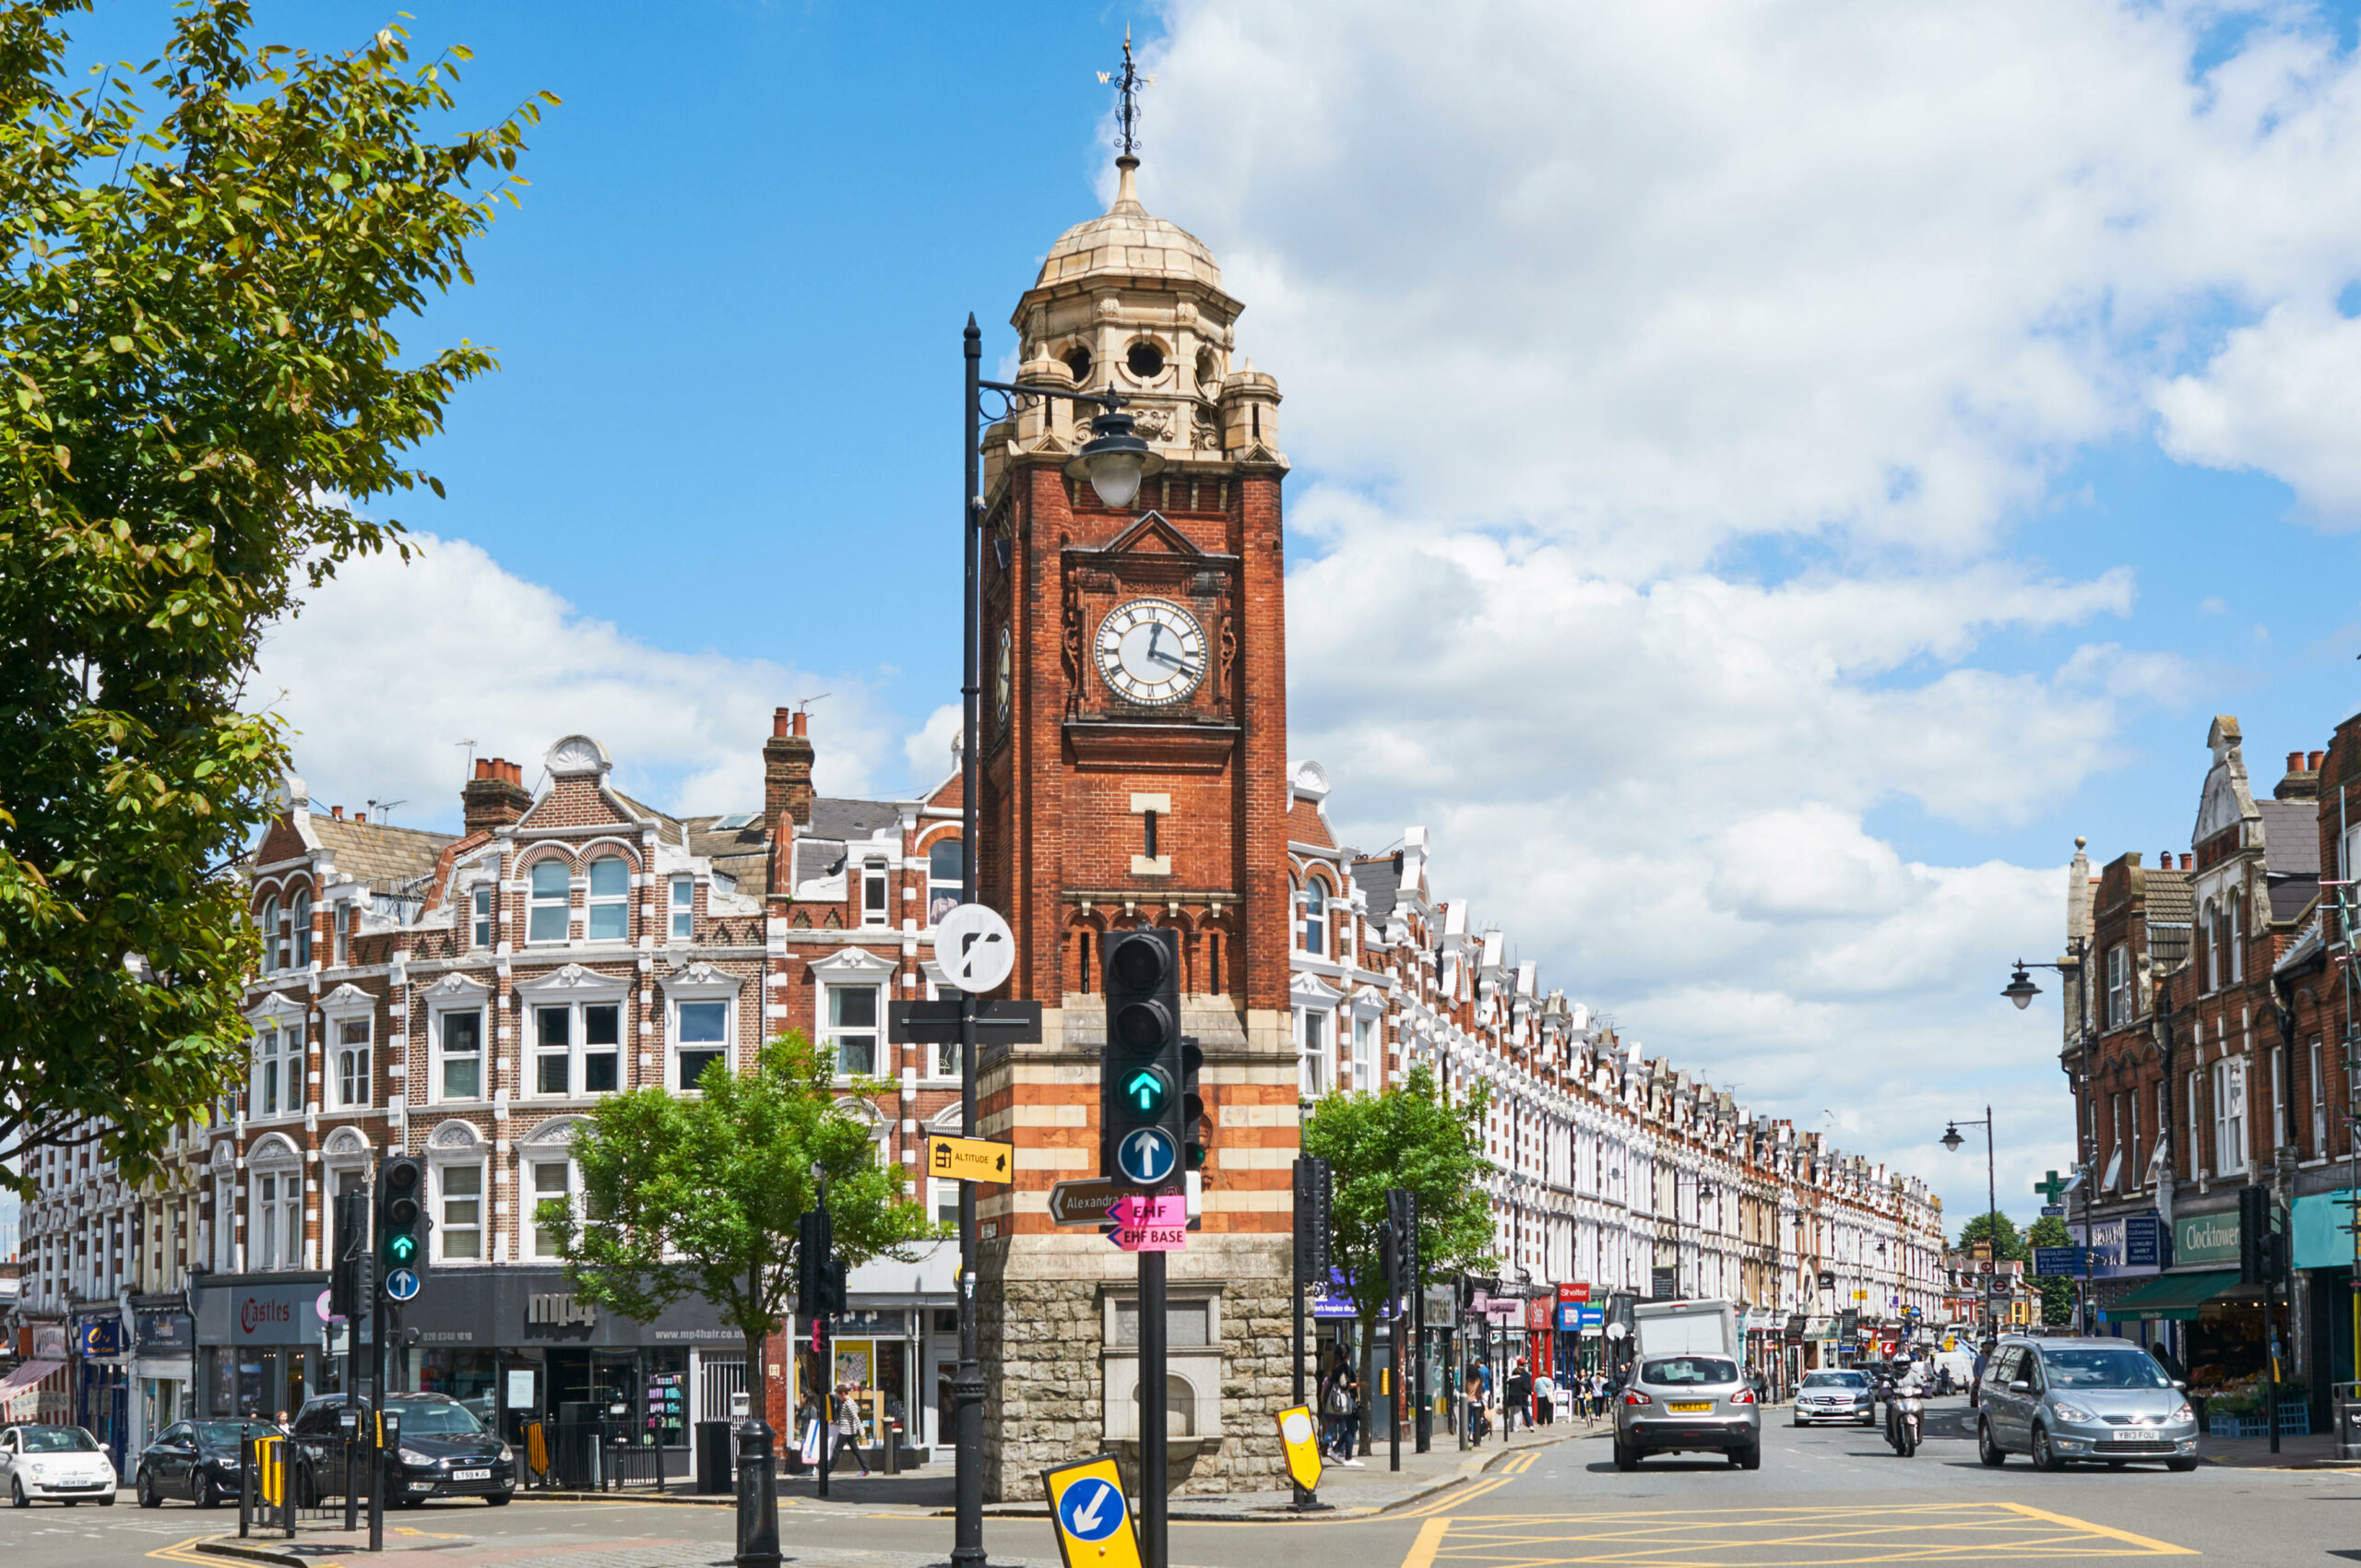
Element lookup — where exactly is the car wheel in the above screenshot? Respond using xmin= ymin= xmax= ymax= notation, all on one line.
xmin=2031 ymin=1424 xmax=2062 ymax=1473
xmin=62 ymin=1499 xmax=77 ymax=1507
xmin=484 ymin=1492 xmax=512 ymax=1507
xmin=2166 ymin=1456 xmax=2199 ymax=1473
xmin=137 ymin=1470 xmax=160 ymax=1509
xmin=1613 ymin=1439 xmax=1638 ymax=1472
xmin=195 ymin=1472 xmax=219 ymax=1509
xmin=97 ymin=1493 xmax=114 ymax=1507
xmin=1738 ymin=1443 xmax=1762 ymax=1471
xmin=1977 ymin=1419 xmax=2006 ymax=1467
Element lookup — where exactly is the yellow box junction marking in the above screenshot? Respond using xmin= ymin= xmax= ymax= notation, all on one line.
xmin=1399 ymin=1501 xmax=2194 ymax=1567
xmin=931 ymin=1134 xmax=1015 ymax=1183
xmin=1043 ymin=1452 xmax=1143 ymax=1568
xmin=1276 ymin=1404 xmax=1324 ymax=1493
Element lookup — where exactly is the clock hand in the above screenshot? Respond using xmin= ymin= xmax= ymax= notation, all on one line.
xmin=1147 ymin=647 xmax=1199 ymax=673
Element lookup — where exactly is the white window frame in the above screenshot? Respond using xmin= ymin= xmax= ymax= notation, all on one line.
xmin=860 ymin=859 xmax=890 ymax=929
xmin=254 ymin=1024 xmax=283 ymax=1118
xmin=1298 ymin=1007 xmax=1330 ymax=1098
xmin=1351 ymin=1014 xmax=1374 ymax=1092
xmin=2106 ymin=944 xmax=2130 ymax=1028
xmin=423 ymin=974 xmax=493 ymax=1105
xmin=259 ymin=896 xmax=281 ymax=974
xmin=2215 ymin=1058 xmax=2247 ymax=1176
xmin=248 ymin=1142 xmax=302 ymax=1272
xmin=516 ymin=967 xmax=630 ymax=1100
xmin=825 ymin=981 xmax=883 ymax=1077
xmin=436 ymin=1158 xmax=486 ymax=1264
xmin=662 ymin=963 xmax=747 ymax=1094
xmin=670 ymin=875 xmax=694 ymax=941
xmin=291 ymin=891 xmax=313 ymax=969
xmin=329 ymin=1016 xmax=371 ymax=1111
xmin=2312 ymin=1038 xmax=2328 ymax=1156
xmin=527 ymin=1154 xmax=576 ymax=1259
xmin=585 ymin=855 xmax=631 ymax=943
xmin=2202 ymin=898 xmax=2219 ymax=993
xmin=214 ymin=1170 xmax=237 ymax=1273
xmin=926 ymin=837 xmax=965 ymax=927
xmin=471 ymin=884 xmax=495 ymax=949
xmin=2229 ymin=894 xmax=2245 ymax=983
xmin=809 ymin=948 xmax=896 ymax=1084
xmin=332 ymin=900 xmax=350 ymax=968
xmin=2271 ymin=1049 xmax=2286 ymax=1151
xmin=1300 ymin=883 xmax=1326 ymax=958
xmin=527 ymin=859 xmax=573 ymax=945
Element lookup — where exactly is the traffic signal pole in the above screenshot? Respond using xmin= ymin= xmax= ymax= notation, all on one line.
xmin=952 ymin=311 xmax=987 ymax=1568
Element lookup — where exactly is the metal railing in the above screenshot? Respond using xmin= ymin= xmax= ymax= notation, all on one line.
xmin=516 ymin=1415 xmax=674 ymax=1493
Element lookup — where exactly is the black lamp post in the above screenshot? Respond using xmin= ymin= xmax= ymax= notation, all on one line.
xmin=1940 ymin=1111 xmax=2001 ymax=1331
xmin=951 ymin=322 xmax=1163 ymax=1568
xmin=1999 ymin=937 xmax=2095 ymax=1328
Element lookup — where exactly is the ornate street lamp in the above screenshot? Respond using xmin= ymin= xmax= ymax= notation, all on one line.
xmin=2001 ymin=966 xmax=2041 ymax=1010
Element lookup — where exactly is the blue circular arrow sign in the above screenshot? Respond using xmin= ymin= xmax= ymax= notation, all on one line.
xmin=1058 ymin=1477 xmax=1125 ymax=1543
xmin=384 ymin=1266 xmax=421 ymax=1302
xmin=1116 ymin=1127 xmax=1178 ymax=1186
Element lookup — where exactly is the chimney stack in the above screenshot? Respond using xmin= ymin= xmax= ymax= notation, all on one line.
xmin=765 ymin=707 xmax=815 ymax=828
xmin=463 ymin=756 xmax=532 ymax=833
xmin=2277 ymin=749 xmax=2323 ymax=802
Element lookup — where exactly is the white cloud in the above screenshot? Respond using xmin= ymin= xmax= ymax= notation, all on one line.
xmin=904 ymin=703 xmax=965 ymax=785
xmin=252 ymin=535 xmax=897 ymax=832
xmin=1125 ymin=0 xmax=2361 ymax=1222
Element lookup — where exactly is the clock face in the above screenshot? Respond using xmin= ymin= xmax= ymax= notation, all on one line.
xmin=1094 ymin=598 xmax=1207 ymax=707
xmin=994 ymin=625 xmax=1013 ymax=719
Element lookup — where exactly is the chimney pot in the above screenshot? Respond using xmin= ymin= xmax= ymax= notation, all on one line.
xmin=792 ymin=709 xmax=808 ymax=738
xmin=2180 ymin=853 xmax=2193 ymax=870
xmin=765 ymin=711 xmax=816 ymax=827
xmin=473 ymin=758 xmax=493 ymax=780
xmin=331 ymin=805 xmax=343 ymax=820
xmin=2311 ymin=750 xmax=2326 ymax=771
xmin=463 ymin=756 xmax=533 ymax=833
xmin=354 ymin=813 xmax=366 ymax=824
xmin=2289 ymin=752 xmax=2305 ymax=775
xmin=773 ymin=707 xmax=793 ymax=740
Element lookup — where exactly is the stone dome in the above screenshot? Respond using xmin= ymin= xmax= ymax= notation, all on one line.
xmin=1033 ymin=158 xmax=1223 ymax=293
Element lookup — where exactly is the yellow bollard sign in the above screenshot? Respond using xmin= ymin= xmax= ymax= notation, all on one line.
xmin=1275 ymin=1404 xmax=1323 ymax=1493
xmin=1042 ymin=1454 xmax=1142 ymax=1568
xmin=256 ymin=1435 xmax=285 ymax=1507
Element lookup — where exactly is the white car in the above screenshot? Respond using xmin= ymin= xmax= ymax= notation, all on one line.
xmin=1 ymin=1425 xmax=119 ymax=1506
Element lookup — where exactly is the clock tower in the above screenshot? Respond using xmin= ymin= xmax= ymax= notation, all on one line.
xmin=972 ymin=147 xmax=1299 ymax=1496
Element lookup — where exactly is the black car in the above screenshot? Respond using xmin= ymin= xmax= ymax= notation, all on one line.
xmin=288 ymin=1393 xmax=514 ymax=1508
xmin=133 ymin=1419 xmax=285 ymax=1508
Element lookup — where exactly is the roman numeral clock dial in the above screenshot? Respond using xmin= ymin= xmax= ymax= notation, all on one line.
xmin=1094 ymin=598 xmax=1206 ymax=707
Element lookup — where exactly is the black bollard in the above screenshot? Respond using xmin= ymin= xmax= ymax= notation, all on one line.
xmin=734 ymin=1418 xmax=780 ymax=1568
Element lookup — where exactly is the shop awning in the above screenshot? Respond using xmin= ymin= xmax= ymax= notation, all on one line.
xmin=0 ymin=1360 xmax=61 ymax=1396
xmin=2098 ymin=1269 xmax=2242 ymax=1322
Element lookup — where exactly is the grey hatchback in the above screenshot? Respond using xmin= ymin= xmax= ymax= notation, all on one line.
xmin=1975 ymin=1336 xmax=2198 ymax=1472
xmin=1614 ymin=1353 xmax=1762 ymax=1470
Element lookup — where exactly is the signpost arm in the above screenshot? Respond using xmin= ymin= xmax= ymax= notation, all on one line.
xmin=1140 ymin=1249 xmax=1168 ymax=1568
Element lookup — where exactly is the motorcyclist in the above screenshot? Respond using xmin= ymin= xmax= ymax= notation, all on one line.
xmin=1884 ymin=1352 xmax=1927 ymax=1449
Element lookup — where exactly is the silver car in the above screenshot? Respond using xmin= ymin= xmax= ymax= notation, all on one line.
xmin=1791 ymin=1369 xmax=1876 ymax=1427
xmin=1614 ymin=1353 xmax=1762 ymax=1470
xmin=1975 ymin=1335 xmax=2199 ymax=1472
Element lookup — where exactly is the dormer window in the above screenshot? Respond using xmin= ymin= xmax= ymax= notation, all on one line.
xmin=586 ymin=857 xmax=629 ymax=941
xmin=528 ymin=861 xmax=571 ymax=944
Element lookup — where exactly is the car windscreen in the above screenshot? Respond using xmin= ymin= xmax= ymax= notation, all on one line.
xmin=18 ymin=1427 xmax=99 ymax=1453
xmin=1641 ymin=1357 xmax=1738 ymax=1387
xmin=1800 ymin=1372 xmax=1862 ymax=1388
xmin=193 ymin=1420 xmax=279 ymax=1447
xmin=390 ymin=1401 xmax=485 ymax=1437
xmin=2039 ymin=1348 xmax=2174 ymax=1390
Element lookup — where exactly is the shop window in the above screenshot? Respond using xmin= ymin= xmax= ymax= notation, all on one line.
xmin=827 ymin=985 xmax=879 ymax=1076
xmin=528 ymin=861 xmax=571 ymax=944
xmin=587 ymin=857 xmax=629 ymax=941
xmin=440 ymin=1165 xmax=482 ymax=1261
xmin=439 ymin=1010 xmax=484 ymax=1101
xmin=670 ymin=876 xmax=694 ymax=940
xmin=676 ymin=1000 xmax=729 ymax=1090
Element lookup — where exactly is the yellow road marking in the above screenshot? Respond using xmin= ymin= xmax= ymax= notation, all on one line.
xmin=1402 ymin=1515 xmax=1452 ymax=1568
xmin=1998 ymin=1503 xmax=2196 ymax=1557
xmin=1396 ymin=1476 xmax=1513 ymax=1518
xmin=146 ymin=1539 xmax=217 ymax=1564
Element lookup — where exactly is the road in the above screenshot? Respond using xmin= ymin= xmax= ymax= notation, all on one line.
xmin=2 ymin=1400 xmax=2355 ymax=1566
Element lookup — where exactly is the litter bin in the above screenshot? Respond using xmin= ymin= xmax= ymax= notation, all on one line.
xmin=2335 ymin=1382 xmax=2361 ymax=1460
xmin=695 ymin=1420 xmax=736 ymax=1494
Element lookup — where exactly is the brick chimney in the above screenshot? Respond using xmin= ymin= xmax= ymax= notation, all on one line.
xmin=2277 ymin=749 xmax=2322 ymax=802
xmin=765 ymin=708 xmax=815 ymax=828
xmin=462 ymin=757 xmax=532 ymax=832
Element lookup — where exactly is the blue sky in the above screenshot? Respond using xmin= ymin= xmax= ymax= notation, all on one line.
xmin=73 ymin=1 xmax=2361 ymax=1230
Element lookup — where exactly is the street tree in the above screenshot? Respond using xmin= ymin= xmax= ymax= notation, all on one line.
xmin=1955 ymin=1211 xmax=2025 ymax=1262
xmin=1301 ymin=1062 xmax=1494 ymax=1453
xmin=540 ymin=1032 xmax=939 ymax=1423
xmin=2024 ymin=1214 xmax=2076 ymax=1325
xmin=0 ymin=0 xmax=552 ymax=1185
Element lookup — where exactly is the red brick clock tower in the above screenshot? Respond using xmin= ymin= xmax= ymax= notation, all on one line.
xmin=972 ymin=152 xmax=1299 ymax=1497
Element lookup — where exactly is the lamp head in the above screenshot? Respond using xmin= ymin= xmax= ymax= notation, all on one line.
xmin=2001 ymin=966 xmax=2040 ymax=1010
xmin=1065 ymin=407 xmax=1165 ymax=509
xmin=1940 ymin=1123 xmax=1964 ymax=1153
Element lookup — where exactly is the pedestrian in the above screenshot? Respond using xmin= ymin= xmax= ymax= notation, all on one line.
xmin=828 ymin=1381 xmax=872 ymax=1478
xmin=1592 ymin=1369 xmax=1608 ymax=1421
xmin=1319 ymin=1351 xmax=1356 ymax=1462
xmin=1534 ymin=1368 xmax=1556 ymax=1426
xmin=1504 ymin=1358 xmax=1531 ymax=1439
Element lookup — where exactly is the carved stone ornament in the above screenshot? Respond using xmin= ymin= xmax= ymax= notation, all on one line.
xmin=1130 ymin=404 xmax=1177 ymax=444
xmin=520 ymin=1115 xmax=582 ymax=1146
xmin=430 ymin=1120 xmax=481 ymax=1148
xmin=524 ymin=962 xmax=615 ymax=992
xmin=1192 ymin=406 xmax=1222 ymax=452
xmin=544 ymin=733 xmax=612 ymax=778
xmin=426 ymin=971 xmax=492 ymax=997
xmin=323 ymin=1127 xmax=370 ymax=1157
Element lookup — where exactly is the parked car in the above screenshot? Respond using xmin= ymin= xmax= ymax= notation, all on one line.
xmin=1614 ymin=1350 xmax=1762 ymax=1470
xmin=134 ymin=1419 xmax=286 ymax=1508
xmin=1974 ymin=1335 xmax=2199 ymax=1472
xmin=0 ymin=1424 xmax=117 ymax=1506
xmin=1791 ymin=1370 xmax=1876 ymax=1427
xmin=287 ymin=1392 xmax=515 ymax=1507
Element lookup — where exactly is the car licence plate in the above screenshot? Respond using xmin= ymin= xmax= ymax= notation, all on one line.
xmin=451 ymin=1468 xmax=491 ymax=1480
xmin=1667 ymin=1402 xmax=1712 ymax=1413
xmin=2102 ymin=1431 xmax=2147 ymax=1443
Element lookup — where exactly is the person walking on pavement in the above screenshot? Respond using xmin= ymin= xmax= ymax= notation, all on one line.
xmin=1534 ymin=1368 xmax=1556 ymax=1426
xmin=828 ymin=1381 xmax=872 ymax=1478
xmin=1504 ymin=1358 xmax=1532 ymax=1439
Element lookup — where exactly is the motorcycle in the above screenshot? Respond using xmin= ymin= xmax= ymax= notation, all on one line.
xmin=1879 ymin=1378 xmax=1922 ymax=1457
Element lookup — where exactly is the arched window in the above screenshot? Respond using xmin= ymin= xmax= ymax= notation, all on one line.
xmin=291 ymin=891 xmax=313 ymax=968
xmin=1301 ymin=881 xmax=1326 ymax=957
xmin=586 ymin=857 xmax=629 ymax=941
xmin=259 ymin=897 xmax=279 ymax=972
xmin=929 ymin=838 xmax=966 ymax=925
xmin=528 ymin=861 xmax=572 ymax=944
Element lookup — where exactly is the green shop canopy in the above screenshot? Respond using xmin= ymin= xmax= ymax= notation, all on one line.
xmin=2098 ymin=1269 xmax=2243 ymax=1323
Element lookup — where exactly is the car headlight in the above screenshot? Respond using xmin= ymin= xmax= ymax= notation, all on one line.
xmin=2049 ymin=1402 xmax=2096 ymax=1424
xmin=397 ymin=1447 xmax=433 ymax=1467
xmin=496 ymin=1443 xmax=513 ymax=1464
xmin=2171 ymin=1402 xmax=2194 ymax=1421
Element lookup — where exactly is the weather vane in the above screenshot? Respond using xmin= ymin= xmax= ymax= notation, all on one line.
xmin=1097 ymin=25 xmax=1152 ymax=159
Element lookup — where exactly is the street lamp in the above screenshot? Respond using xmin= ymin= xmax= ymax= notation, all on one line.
xmin=2001 ymin=966 xmax=2041 ymax=1010
xmin=1941 ymin=1109 xmax=2000 ymax=1335
xmin=1999 ymin=936 xmax=2095 ymax=1330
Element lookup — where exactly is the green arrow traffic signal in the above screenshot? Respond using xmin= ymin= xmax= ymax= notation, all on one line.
xmin=1124 ymin=1068 xmax=1170 ymax=1117
xmin=386 ymin=1232 xmax=417 ymax=1264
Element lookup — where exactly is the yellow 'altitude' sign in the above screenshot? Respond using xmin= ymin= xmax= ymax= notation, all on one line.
xmin=1275 ymin=1404 xmax=1323 ymax=1493
xmin=930 ymin=1134 xmax=1014 ymax=1183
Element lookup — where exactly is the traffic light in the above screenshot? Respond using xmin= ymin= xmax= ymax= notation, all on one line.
xmin=328 ymin=1192 xmax=374 ymax=1322
xmin=2238 ymin=1183 xmax=2282 ymax=1285
xmin=377 ymin=1154 xmax=429 ymax=1285
xmin=797 ymin=1207 xmax=834 ymax=1320
xmin=1388 ymin=1187 xmax=1420 ymax=1289
xmin=1180 ymin=1038 xmax=1208 ymax=1174
xmin=1293 ymin=1156 xmax=1332 ymax=1281
xmin=1101 ymin=928 xmax=1184 ymax=1192
xmin=822 ymin=1258 xmax=849 ymax=1317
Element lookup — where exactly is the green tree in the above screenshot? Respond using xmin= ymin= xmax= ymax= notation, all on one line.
xmin=2023 ymin=1215 xmax=2075 ymax=1325
xmin=0 ymin=0 xmax=551 ymax=1185
xmin=1301 ymin=1063 xmax=1494 ymax=1453
xmin=541 ymin=1033 xmax=939 ymax=1421
xmin=1955 ymin=1210 xmax=2025 ymax=1261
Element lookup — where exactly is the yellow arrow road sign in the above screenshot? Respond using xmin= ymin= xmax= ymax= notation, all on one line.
xmin=1042 ymin=1453 xmax=1141 ymax=1568
xmin=930 ymin=1134 xmax=1014 ymax=1183
xmin=1275 ymin=1404 xmax=1323 ymax=1493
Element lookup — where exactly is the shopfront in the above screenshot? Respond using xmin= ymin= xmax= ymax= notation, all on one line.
xmin=131 ymin=1299 xmax=196 ymax=1459
xmin=192 ymin=1274 xmax=346 ymax=1420
xmin=69 ymin=1309 xmax=128 ymax=1467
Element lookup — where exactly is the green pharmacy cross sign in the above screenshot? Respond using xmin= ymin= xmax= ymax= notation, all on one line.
xmin=1123 ymin=1067 xmax=1172 ymax=1117
xmin=2035 ymin=1170 xmax=2070 ymax=1206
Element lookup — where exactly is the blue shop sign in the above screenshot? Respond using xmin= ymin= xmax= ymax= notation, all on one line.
xmin=1558 ymin=1304 xmax=1604 ymax=1330
xmin=2123 ymin=1213 xmax=2166 ymax=1269
xmin=75 ymin=1318 xmax=125 ymax=1358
